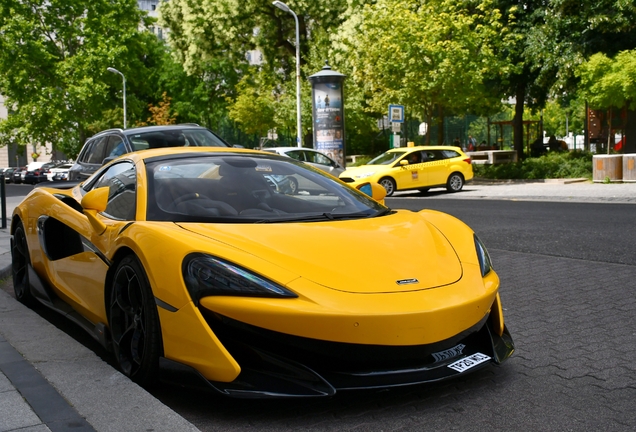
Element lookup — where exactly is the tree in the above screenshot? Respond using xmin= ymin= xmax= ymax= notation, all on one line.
xmin=159 ymin=0 xmax=376 ymax=148
xmin=227 ymin=74 xmax=277 ymax=141
xmin=0 ymin=0 xmax=163 ymax=158
xmin=334 ymin=0 xmax=508 ymax=145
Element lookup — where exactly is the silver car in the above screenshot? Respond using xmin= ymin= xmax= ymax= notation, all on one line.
xmin=261 ymin=147 xmax=345 ymax=177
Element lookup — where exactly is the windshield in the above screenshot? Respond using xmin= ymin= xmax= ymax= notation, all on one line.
xmin=126 ymin=128 xmax=228 ymax=151
xmin=145 ymin=154 xmax=387 ymax=223
xmin=367 ymin=150 xmax=407 ymax=165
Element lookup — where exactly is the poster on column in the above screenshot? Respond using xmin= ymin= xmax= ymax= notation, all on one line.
xmin=313 ymin=83 xmax=344 ymax=167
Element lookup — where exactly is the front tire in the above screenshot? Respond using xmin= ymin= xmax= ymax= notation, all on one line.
xmin=108 ymin=255 xmax=161 ymax=387
xmin=446 ymin=173 xmax=464 ymax=192
xmin=379 ymin=177 xmax=396 ymax=197
xmin=12 ymin=220 xmax=35 ymax=306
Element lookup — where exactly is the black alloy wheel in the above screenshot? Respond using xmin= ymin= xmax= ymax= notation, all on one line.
xmin=108 ymin=255 xmax=161 ymax=387
xmin=288 ymin=176 xmax=299 ymax=194
xmin=12 ymin=220 xmax=35 ymax=306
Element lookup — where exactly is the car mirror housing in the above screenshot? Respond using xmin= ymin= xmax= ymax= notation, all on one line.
xmin=399 ymin=159 xmax=408 ymax=166
xmin=81 ymin=187 xmax=109 ymax=234
xmin=357 ymin=182 xmax=387 ymax=203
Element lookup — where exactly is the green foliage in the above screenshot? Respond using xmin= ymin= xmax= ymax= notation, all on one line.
xmin=577 ymin=50 xmax=636 ymax=110
xmin=334 ymin=0 xmax=507 ymax=121
xmin=0 ymin=0 xmax=164 ymax=158
xmin=473 ymin=151 xmax=594 ymax=179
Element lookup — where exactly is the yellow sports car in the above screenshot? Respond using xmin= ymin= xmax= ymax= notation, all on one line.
xmin=339 ymin=146 xmax=474 ymax=196
xmin=11 ymin=147 xmax=513 ymax=398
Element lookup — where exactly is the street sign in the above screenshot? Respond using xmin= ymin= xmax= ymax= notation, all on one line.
xmin=377 ymin=116 xmax=390 ymax=130
xmin=418 ymin=122 xmax=428 ymax=135
xmin=388 ymin=104 xmax=404 ymax=123
xmin=391 ymin=122 xmax=401 ymax=133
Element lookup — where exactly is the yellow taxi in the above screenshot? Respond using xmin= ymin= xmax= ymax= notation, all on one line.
xmin=339 ymin=146 xmax=473 ymax=196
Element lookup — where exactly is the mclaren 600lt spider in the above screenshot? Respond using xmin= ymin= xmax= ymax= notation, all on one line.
xmin=11 ymin=147 xmax=513 ymax=398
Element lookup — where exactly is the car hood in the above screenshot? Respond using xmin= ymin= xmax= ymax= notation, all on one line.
xmin=176 ymin=210 xmax=462 ymax=293
xmin=339 ymin=164 xmax=387 ymax=178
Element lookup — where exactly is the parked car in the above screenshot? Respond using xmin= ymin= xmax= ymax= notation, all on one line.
xmin=23 ymin=164 xmax=49 ymax=184
xmin=339 ymin=146 xmax=474 ymax=196
xmin=68 ymin=124 xmax=230 ymax=181
xmin=47 ymin=163 xmax=74 ymax=181
xmin=2 ymin=167 xmax=16 ymax=183
xmin=261 ymin=147 xmax=345 ymax=177
xmin=11 ymin=146 xmax=513 ymax=397
xmin=12 ymin=167 xmax=26 ymax=184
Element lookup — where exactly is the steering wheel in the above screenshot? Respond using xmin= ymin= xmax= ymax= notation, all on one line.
xmin=171 ymin=192 xmax=211 ymax=208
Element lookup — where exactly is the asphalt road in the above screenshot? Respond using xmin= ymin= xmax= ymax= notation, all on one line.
xmin=4 ymin=184 xmax=635 ymax=430
xmin=147 ymin=197 xmax=636 ymax=431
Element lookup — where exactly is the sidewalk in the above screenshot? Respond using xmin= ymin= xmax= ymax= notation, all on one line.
xmin=0 ymin=181 xmax=634 ymax=431
xmin=0 ymin=195 xmax=199 ymax=432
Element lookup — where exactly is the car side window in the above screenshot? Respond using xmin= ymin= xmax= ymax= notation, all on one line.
xmin=105 ymin=135 xmax=127 ymax=159
xmin=91 ymin=162 xmax=136 ymax=220
xmin=424 ymin=151 xmax=437 ymax=161
xmin=78 ymin=139 xmax=96 ymax=163
xmin=441 ymin=150 xmax=460 ymax=159
xmin=310 ymin=152 xmax=333 ymax=166
xmin=85 ymin=137 xmax=108 ymax=164
xmin=286 ymin=151 xmax=304 ymax=161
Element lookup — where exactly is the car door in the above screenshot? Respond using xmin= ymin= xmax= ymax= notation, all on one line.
xmin=422 ymin=150 xmax=450 ymax=186
xmin=42 ymin=161 xmax=137 ymax=325
xmin=393 ymin=151 xmax=427 ymax=190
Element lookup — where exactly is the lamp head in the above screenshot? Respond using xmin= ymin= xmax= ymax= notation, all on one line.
xmin=272 ymin=1 xmax=291 ymax=13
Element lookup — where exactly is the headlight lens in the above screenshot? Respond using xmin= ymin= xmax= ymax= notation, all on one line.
xmin=474 ymin=235 xmax=493 ymax=276
xmin=183 ymin=254 xmax=297 ymax=304
xmin=355 ymin=172 xmax=374 ymax=179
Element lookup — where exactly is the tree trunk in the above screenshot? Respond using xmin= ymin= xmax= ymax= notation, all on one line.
xmin=437 ymin=105 xmax=444 ymax=145
xmin=512 ymin=82 xmax=526 ymax=160
xmin=625 ymin=108 xmax=636 ymax=153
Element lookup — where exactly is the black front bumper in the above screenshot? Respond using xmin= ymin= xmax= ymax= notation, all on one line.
xmin=159 ymin=310 xmax=514 ymax=398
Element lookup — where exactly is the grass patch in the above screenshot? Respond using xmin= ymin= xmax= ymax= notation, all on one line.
xmin=472 ymin=151 xmax=594 ymax=180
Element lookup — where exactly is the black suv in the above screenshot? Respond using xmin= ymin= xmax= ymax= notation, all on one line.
xmin=68 ymin=125 xmax=230 ymax=181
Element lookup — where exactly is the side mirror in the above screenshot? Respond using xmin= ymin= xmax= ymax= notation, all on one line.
xmin=399 ymin=159 xmax=408 ymax=166
xmin=356 ymin=182 xmax=387 ymax=203
xmin=81 ymin=187 xmax=109 ymax=235
xmin=102 ymin=156 xmax=116 ymax=166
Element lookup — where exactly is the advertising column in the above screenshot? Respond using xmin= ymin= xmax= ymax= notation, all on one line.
xmin=308 ymin=62 xmax=346 ymax=167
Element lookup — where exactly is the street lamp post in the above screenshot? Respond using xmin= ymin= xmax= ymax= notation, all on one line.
xmin=272 ymin=1 xmax=302 ymax=147
xmin=107 ymin=67 xmax=127 ymax=129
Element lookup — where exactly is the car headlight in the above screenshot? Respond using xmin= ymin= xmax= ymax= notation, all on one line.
xmin=354 ymin=172 xmax=375 ymax=179
xmin=474 ymin=235 xmax=493 ymax=276
xmin=183 ymin=254 xmax=298 ymax=304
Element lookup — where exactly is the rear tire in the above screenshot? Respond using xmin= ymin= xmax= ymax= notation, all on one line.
xmin=446 ymin=173 xmax=464 ymax=192
xmin=12 ymin=220 xmax=35 ymax=306
xmin=379 ymin=177 xmax=396 ymax=197
xmin=108 ymin=255 xmax=162 ymax=387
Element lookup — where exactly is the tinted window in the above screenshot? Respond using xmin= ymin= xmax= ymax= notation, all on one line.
xmin=306 ymin=151 xmax=333 ymax=166
xmin=125 ymin=128 xmax=228 ymax=150
xmin=105 ymin=135 xmax=127 ymax=158
xmin=92 ymin=162 xmax=136 ymax=220
xmin=145 ymin=155 xmax=385 ymax=223
xmin=85 ymin=137 xmax=109 ymax=164
xmin=441 ymin=150 xmax=461 ymax=159
xmin=285 ymin=150 xmax=304 ymax=161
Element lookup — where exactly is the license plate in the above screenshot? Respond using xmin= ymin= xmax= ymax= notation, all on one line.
xmin=447 ymin=352 xmax=491 ymax=373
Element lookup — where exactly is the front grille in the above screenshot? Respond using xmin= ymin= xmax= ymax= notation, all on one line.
xmin=201 ymin=309 xmax=490 ymax=374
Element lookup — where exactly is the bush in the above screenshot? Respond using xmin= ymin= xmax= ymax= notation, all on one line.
xmin=472 ymin=151 xmax=594 ymax=180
